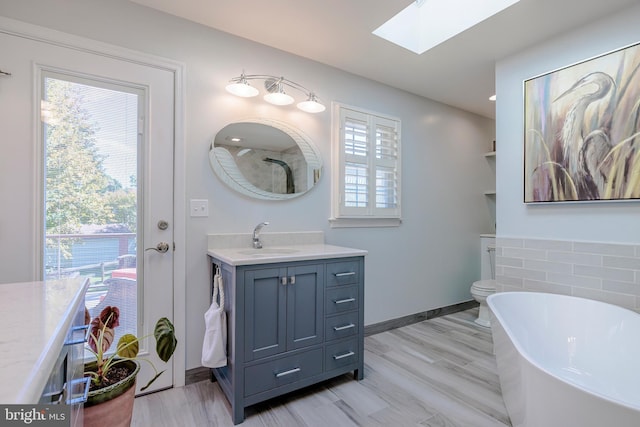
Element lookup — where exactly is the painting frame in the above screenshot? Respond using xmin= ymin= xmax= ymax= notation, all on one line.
xmin=523 ymin=41 xmax=640 ymax=203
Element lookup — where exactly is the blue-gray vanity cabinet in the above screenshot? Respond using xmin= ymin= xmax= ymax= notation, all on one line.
xmin=244 ymin=263 xmax=324 ymax=361
xmin=208 ymin=256 xmax=364 ymax=425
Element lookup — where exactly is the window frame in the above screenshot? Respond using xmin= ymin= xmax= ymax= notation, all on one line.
xmin=330 ymin=102 xmax=402 ymax=228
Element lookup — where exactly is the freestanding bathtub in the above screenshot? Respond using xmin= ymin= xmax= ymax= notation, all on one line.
xmin=487 ymin=292 xmax=640 ymax=427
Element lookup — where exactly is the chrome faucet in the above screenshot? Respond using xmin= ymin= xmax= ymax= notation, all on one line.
xmin=252 ymin=222 xmax=269 ymax=249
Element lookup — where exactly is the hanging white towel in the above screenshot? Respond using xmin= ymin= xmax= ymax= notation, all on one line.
xmin=202 ymin=266 xmax=227 ymax=368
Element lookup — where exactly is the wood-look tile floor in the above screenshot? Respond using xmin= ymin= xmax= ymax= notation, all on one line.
xmin=131 ymin=308 xmax=511 ymax=427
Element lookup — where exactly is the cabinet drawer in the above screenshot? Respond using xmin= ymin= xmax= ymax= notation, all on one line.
xmin=39 ymin=347 xmax=68 ymax=404
xmin=244 ymin=348 xmax=323 ymax=397
xmin=326 ymin=261 xmax=360 ymax=287
xmin=325 ymin=338 xmax=359 ymax=372
xmin=325 ymin=311 xmax=359 ymax=342
xmin=325 ymin=286 xmax=358 ymax=315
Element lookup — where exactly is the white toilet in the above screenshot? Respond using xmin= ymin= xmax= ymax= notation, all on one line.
xmin=470 ymin=279 xmax=496 ymax=327
xmin=470 ymin=236 xmax=496 ymax=327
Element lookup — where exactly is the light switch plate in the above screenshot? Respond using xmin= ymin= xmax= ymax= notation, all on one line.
xmin=190 ymin=199 xmax=209 ymax=217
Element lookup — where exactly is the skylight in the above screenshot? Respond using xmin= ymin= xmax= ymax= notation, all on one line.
xmin=373 ymin=0 xmax=521 ymax=54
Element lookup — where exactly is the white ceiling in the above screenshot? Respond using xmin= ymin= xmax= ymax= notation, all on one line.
xmin=130 ymin=0 xmax=637 ymax=119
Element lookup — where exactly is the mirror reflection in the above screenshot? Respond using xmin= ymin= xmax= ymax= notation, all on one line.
xmin=209 ymin=119 xmax=322 ymax=200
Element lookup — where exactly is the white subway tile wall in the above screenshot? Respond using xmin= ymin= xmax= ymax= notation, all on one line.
xmin=496 ymin=238 xmax=640 ymax=312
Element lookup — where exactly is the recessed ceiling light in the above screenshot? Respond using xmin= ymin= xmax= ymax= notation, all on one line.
xmin=489 ymin=95 xmax=497 ymax=101
xmin=373 ymin=0 xmax=521 ymax=54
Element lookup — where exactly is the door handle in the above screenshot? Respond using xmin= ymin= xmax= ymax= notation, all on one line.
xmin=145 ymin=242 xmax=170 ymax=253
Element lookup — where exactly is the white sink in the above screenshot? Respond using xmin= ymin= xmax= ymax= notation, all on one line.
xmin=236 ymin=248 xmax=300 ymax=256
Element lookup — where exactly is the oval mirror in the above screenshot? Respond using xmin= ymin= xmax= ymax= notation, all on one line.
xmin=209 ymin=119 xmax=322 ymax=200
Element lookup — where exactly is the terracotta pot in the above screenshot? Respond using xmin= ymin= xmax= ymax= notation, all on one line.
xmin=83 ymin=360 xmax=140 ymax=427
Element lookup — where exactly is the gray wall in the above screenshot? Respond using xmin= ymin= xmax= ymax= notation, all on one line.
xmin=495 ymin=3 xmax=640 ymax=308
xmin=0 ymin=0 xmax=495 ymax=369
xmin=495 ymin=3 xmax=640 ymax=243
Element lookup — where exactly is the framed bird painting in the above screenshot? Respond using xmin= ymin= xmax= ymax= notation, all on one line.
xmin=523 ymin=41 xmax=640 ymax=203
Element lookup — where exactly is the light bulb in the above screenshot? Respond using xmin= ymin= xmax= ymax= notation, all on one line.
xmin=225 ymin=82 xmax=259 ymax=97
xmin=297 ymin=93 xmax=325 ymax=113
xmin=264 ymin=91 xmax=294 ymax=106
xmin=297 ymin=99 xmax=326 ymax=113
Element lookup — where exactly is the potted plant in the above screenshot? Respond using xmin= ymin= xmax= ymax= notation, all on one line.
xmin=83 ymin=306 xmax=177 ymax=427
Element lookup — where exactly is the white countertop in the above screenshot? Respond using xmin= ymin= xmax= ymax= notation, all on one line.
xmin=208 ymin=244 xmax=367 ymax=266
xmin=0 ymin=277 xmax=89 ymax=404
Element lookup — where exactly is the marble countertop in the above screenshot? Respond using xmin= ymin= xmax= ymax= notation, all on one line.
xmin=207 ymin=231 xmax=367 ymax=266
xmin=208 ymin=244 xmax=368 ymax=266
xmin=0 ymin=277 xmax=89 ymax=404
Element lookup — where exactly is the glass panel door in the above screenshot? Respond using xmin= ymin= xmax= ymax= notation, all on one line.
xmin=42 ymin=72 xmax=141 ymax=346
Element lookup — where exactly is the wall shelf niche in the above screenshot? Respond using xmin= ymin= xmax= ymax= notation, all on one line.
xmin=484 ymin=145 xmax=496 ymax=234
xmin=484 ymin=149 xmax=496 ymax=196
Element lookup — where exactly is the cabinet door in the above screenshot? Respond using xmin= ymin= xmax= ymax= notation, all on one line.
xmin=286 ymin=263 xmax=324 ymax=350
xmin=244 ymin=267 xmax=287 ymax=361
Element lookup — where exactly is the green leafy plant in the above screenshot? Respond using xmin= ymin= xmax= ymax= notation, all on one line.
xmin=85 ymin=306 xmax=177 ymax=392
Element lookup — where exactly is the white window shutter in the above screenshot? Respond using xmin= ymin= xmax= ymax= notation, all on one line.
xmin=332 ymin=103 xmax=401 ymax=225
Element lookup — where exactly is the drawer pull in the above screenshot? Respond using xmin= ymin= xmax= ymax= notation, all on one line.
xmin=333 ymin=323 xmax=355 ymax=331
xmin=333 ymin=351 xmax=355 ymax=360
xmin=66 ymin=377 xmax=91 ymax=405
xmin=275 ymin=367 xmax=301 ymax=378
xmin=64 ymin=324 xmax=89 ymax=346
xmin=334 ymin=297 xmax=356 ymax=305
xmin=334 ymin=272 xmax=356 ymax=277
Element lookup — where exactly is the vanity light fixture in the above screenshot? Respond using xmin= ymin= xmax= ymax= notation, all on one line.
xmin=225 ymin=71 xmax=326 ymax=113
xmin=263 ymin=78 xmax=295 ymax=106
xmin=297 ymin=93 xmax=327 ymax=113
xmin=225 ymin=73 xmax=259 ymax=97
